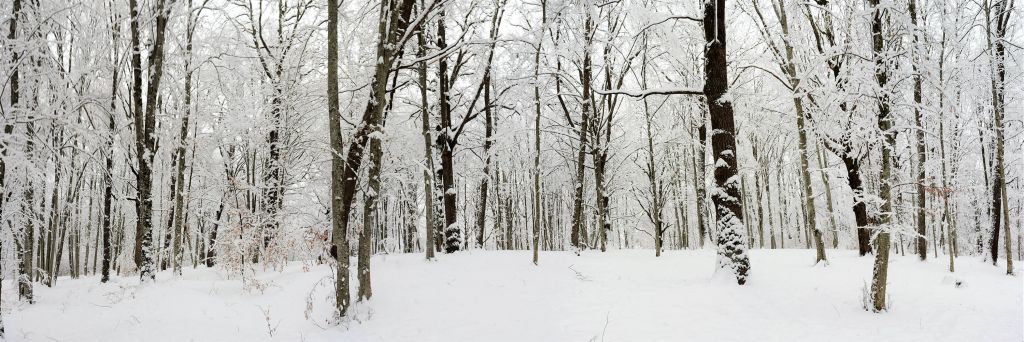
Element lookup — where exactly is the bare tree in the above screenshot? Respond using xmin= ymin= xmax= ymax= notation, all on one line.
xmin=867 ymin=0 xmax=895 ymax=312
xmin=704 ymin=0 xmax=750 ymax=284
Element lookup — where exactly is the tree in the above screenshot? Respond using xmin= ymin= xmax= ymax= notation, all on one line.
xmin=326 ymin=0 xmax=348 ymax=316
xmin=867 ymin=0 xmax=895 ymax=312
xmin=171 ymin=0 xmax=209 ymax=275
xmin=416 ymin=4 xmax=437 ymax=261
xmin=569 ymin=2 xmax=595 ymax=252
xmin=909 ymin=0 xmax=927 ymax=261
xmin=704 ymin=0 xmax=750 ymax=284
xmin=802 ymin=2 xmax=874 ymax=256
xmin=330 ymin=0 xmax=420 ymax=317
xmin=985 ymin=0 xmax=1013 ymax=275
xmin=131 ymin=0 xmax=174 ymax=281
xmin=101 ymin=4 xmax=120 ymax=283
xmin=745 ymin=0 xmax=826 ymax=263
xmin=532 ymin=0 xmax=547 ymax=265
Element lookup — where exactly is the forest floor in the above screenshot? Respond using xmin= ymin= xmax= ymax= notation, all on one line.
xmin=2 ymin=249 xmax=1021 ymax=341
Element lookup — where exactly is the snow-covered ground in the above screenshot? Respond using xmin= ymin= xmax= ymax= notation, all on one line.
xmin=3 ymin=249 xmax=1021 ymax=341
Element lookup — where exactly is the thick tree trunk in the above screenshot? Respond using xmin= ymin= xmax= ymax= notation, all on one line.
xmin=703 ymin=0 xmax=749 ymax=285
xmin=132 ymin=0 xmax=172 ymax=281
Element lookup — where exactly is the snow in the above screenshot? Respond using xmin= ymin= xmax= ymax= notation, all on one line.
xmin=593 ymin=87 xmax=703 ymax=98
xmin=3 ymin=250 xmax=1021 ymax=342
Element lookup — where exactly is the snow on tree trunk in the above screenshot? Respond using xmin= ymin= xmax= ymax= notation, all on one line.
xmin=703 ymin=0 xmax=749 ymax=285
xmin=867 ymin=0 xmax=895 ymax=312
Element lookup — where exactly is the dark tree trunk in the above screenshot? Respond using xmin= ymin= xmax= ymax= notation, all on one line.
xmin=329 ymin=0 xmax=417 ymax=317
xmin=909 ymin=0 xmax=927 ymax=261
xmin=436 ymin=10 xmax=461 ymax=253
xmin=703 ymin=0 xmax=749 ymax=284
xmin=570 ymin=8 xmax=594 ymax=252
xmin=101 ymin=9 xmax=120 ymax=282
xmin=132 ymin=0 xmax=172 ymax=281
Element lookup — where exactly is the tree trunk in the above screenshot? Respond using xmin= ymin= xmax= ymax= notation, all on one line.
xmin=436 ymin=9 xmax=462 ymax=253
xmin=868 ymin=0 xmax=894 ymax=312
xmin=329 ymin=0 xmax=416 ymax=317
xmin=908 ymin=0 xmax=927 ymax=261
xmin=326 ymin=0 xmax=350 ymax=316
xmin=101 ymin=9 xmax=119 ymax=282
xmin=417 ymin=20 xmax=437 ymax=261
xmin=171 ymin=10 xmax=198 ymax=274
xmin=5 ymin=0 xmax=33 ymax=301
xmin=131 ymin=0 xmax=172 ymax=281
xmin=987 ymin=0 xmax=1013 ymax=275
xmin=358 ymin=88 xmax=386 ymax=301
xmin=569 ymin=5 xmax=594 ymax=252
xmin=815 ymin=147 xmax=839 ymax=249
xmin=532 ymin=0 xmax=546 ymax=265
xmin=692 ymin=123 xmax=708 ymax=248
xmin=703 ymin=0 xmax=749 ymax=285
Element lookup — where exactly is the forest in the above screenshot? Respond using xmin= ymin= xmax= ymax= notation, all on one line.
xmin=0 ymin=0 xmax=1021 ymax=340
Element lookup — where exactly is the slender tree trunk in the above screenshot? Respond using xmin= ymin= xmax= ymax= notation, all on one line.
xmin=326 ymin=0 xmax=350 ymax=316
xmin=773 ymin=0 xmax=826 ymax=263
xmin=330 ymin=0 xmax=416 ymax=317
xmin=436 ymin=9 xmax=462 ymax=253
xmin=417 ymin=20 xmax=437 ymax=261
xmin=570 ymin=5 xmax=594 ymax=252
xmin=358 ymin=85 xmax=387 ymax=301
xmin=908 ymin=0 xmax=927 ymax=261
xmin=691 ymin=125 xmax=707 ymax=249
xmin=868 ymin=0 xmax=894 ymax=312
xmin=532 ymin=0 xmax=546 ymax=265
xmin=6 ymin=0 xmax=33 ymax=302
xmin=987 ymin=0 xmax=1013 ymax=275
xmin=816 ymin=147 xmax=839 ymax=249
xmin=477 ymin=74 xmax=492 ymax=249
xmin=171 ymin=10 xmax=198 ymax=275
xmin=101 ymin=13 xmax=119 ymax=281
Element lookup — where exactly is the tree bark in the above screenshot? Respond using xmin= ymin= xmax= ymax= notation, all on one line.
xmin=867 ymin=0 xmax=894 ymax=312
xmin=569 ymin=5 xmax=594 ymax=252
xmin=417 ymin=19 xmax=437 ymax=261
xmin=330 ymin=0 xmax=416 ymax=317
xmin=326 ymin=0 xmax=349 ymax=316
xmin=703 ymin=0 xmax=749 ymax=285
xmin=172 ymin=6 xmax=199 ymax=275
xmin=987 ymin=0 xmax=1013 ymax=275
xmin=436 ymin=9 xmax=462 ymax=253
xmin=101 ymin=9 xmax=120 ymax=282
xmin=908 ymin=0 xmax=927 ymax=261
xmin=532 ymin=0 xmax=546 ymax=265
xmin=131 ymin=0 xmax=172 ymax=281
